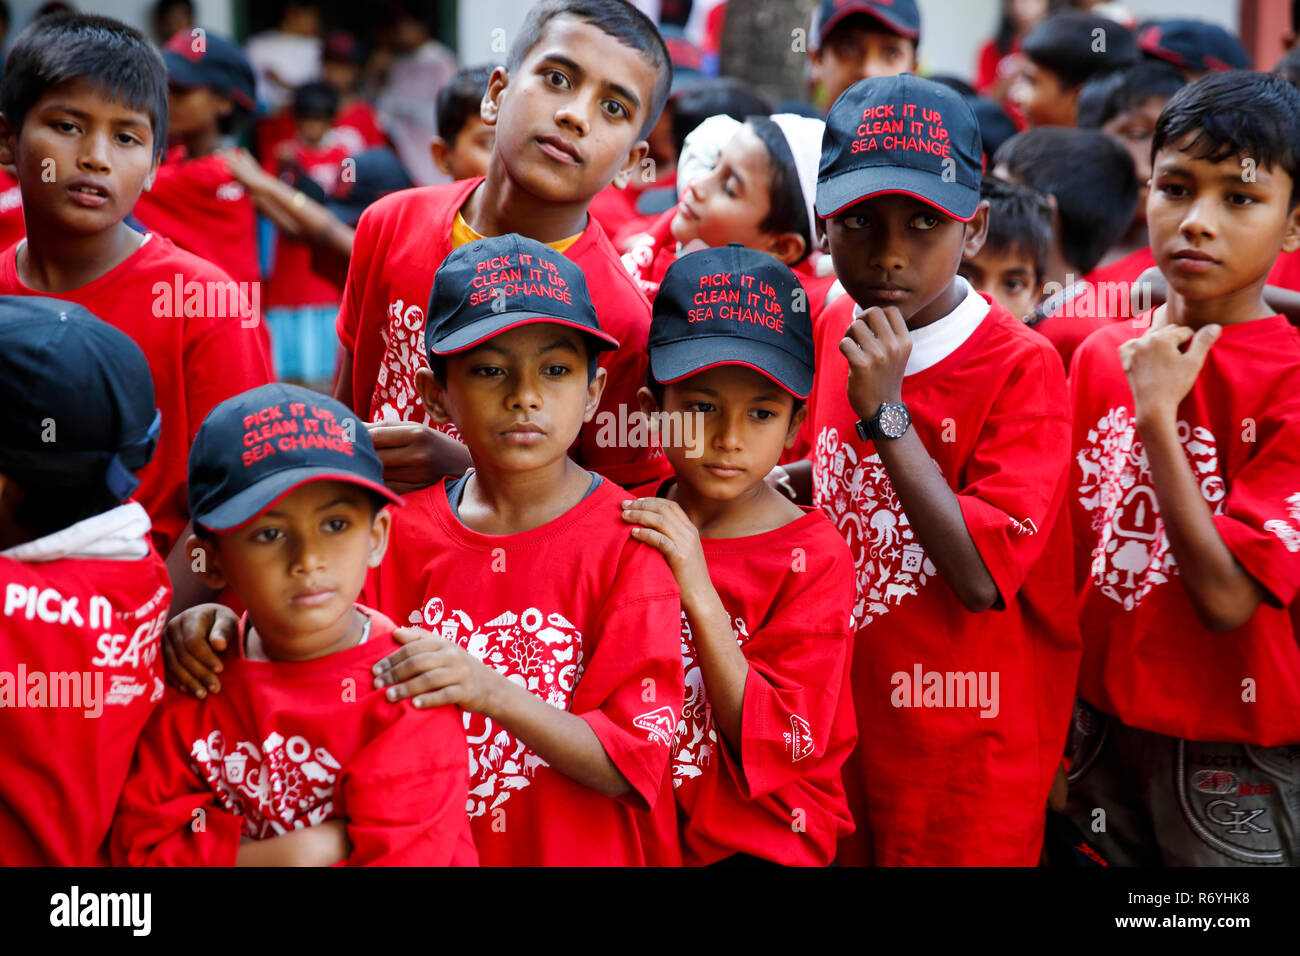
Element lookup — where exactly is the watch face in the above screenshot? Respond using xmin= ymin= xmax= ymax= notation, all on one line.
xmin=878 ymin=403 xmax=910 ymax=439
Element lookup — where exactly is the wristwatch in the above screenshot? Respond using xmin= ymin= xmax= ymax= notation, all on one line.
xmin=855 ymin=402 xmax=911 ymax=442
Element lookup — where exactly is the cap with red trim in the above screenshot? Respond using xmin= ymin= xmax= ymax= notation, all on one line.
xmin=188 ymin=384 xmax=403 ymax=533
xmin=425 ymin=233 xmax=618 ymax=359
xmin=816 ymin=73 xmax=982 ymax=221
xmin=814 ymin=0 xmax=921 ymax=48
xmin=1137 ymin=20 xmax=1249 ymax=74
xmin=163 ymin=28 xmax=256 ymax=112
xmin=649 ymin=244 xmax=814 ymax=399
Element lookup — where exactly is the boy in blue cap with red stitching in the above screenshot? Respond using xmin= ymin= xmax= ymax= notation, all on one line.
xmin=790 ymin=74 xmax=1081 ymax=865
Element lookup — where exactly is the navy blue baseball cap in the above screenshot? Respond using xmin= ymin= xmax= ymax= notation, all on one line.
xmin=0 ymin=297 xmax=160 ymax=502
xmin=188 ymin=384 xmax=403 ymax=532
xmin=1138 ymin=20 xmax=1249 ymax=74
xmin=425 ymin=234 xmax=619 ymax=359
xmin=814 ymin=0 xmax=921 ymax=47
xmin=322 ymin=149 xmax=413 ymax=227
xmin=816 ymin=73 xmax=983 ymax=221
xmin=649 ymin=244 xmax=814 ymax=398
xmin=163 ymin=28 xmax=256 ymax=112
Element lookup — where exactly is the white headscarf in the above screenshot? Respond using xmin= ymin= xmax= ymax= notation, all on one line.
xmin=769 ymin=113 xmax=826 ymax=245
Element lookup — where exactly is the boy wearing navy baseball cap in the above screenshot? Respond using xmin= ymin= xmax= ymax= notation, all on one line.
xmin=362 ymin=234 xmax=683 ymax=865
xmin=115 ymin=383 xmax=477 ymax=866
xmin=795 ymin=74 xmax=1080 ymax=865
xmin=808 ymin=0 xmax=921 ymax=112
xmin=621 ymin=245 xmax=857 ymax=866
xmin=0 ymin=297 xmax=170 ymax=866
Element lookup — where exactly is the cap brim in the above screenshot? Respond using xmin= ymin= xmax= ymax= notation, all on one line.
xmin=194 ymin=468 xmax=404 ymax=532
xmin=429 ymin=314 xmax=620 ymax=355
xmin=816 ymin=164 xmax=978 ymax=222
xmin=650 ymin=337 xmax=812 ymax=399
xmin=163 ymin=52 xmax=205 ymax=89
xmin=822 ymin=3 xmax=920 ymax=42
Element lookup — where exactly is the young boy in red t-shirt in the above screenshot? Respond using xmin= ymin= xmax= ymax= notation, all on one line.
xmin=1064 ymin=71 xmax=1300 ymax=866
xmin=337 ymin=0 xmax=673 ymax=491
xmin=114 ymin=384 xmax=475 ymax=866
xmin=166 ymin=235 xmax=684 ymax=866
xmin=807 ymin=0 xmax=920 ymax=112
xmin=792 ymin=75 xmax=1081 ymax=865
xmin=0 ymin=300 xmax=171 ymax=865
xmin=0 ymin=14 xmax=273 ymax=564
xmin=622 ymin=245 xmax=857 ymax=866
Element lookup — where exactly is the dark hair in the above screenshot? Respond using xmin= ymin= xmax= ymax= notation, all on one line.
xmin=1076 ymin=59 xmax=1184 ymax=128
xmin=436 ymin=65 xmax=495 ymax=144
xmin=150 ymin=0 xmax=193 ymax=33
xmin=1022 ymin=11 xmax=1138 ymax=89
xmin=1276 ymin=45 xmax=1300 ymax=90
xmin=1 ymin=13 xmax=169 ymax=161
xmin=670 ymin=77 xmax=771 ymax=156
xmin=979 ymin=176 xmax=1053 ymax=281
xmin=1152 ymin=70 xmax=1300 ymax=209
xmin=506 ymin=0 xmax=672 ymax=139
xmin=644 ymin=367 xmax=805 ymax=416
xmin=745 ymin=116 xmax=812 ymax=264
xmin=993 ymin=127 xmax=1137 ymax=274
xmin=292 ymin=80 xmax=338 ymax=120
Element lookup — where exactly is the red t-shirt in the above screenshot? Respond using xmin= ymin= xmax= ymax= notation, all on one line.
xmin=0 ymin=235 xmax=274 ymax=555
xmin=807 ymin=293 xmax=1082 ymax=866
xmin=589 ymin=172 xmax=677 ymax=243
xmin=331 ymin=100 xmax=389 ymax=155
xmin=1069 ymin=315 xmax=1300 ymax=744
xmin=266 ymin=142 xmax=350 ymax=309
xmin=133 ymin=148 xmax=261 ymax=287
xmin=337 ymin=177 xmax=669 ymax=488
xmin=363 ymin=477 xmax=684 ymax=865
xmin=0 ymin=522 xmax=172 ymax=865
xmin=1033 ymin=246 xmax=1157 ymax=372
xmin=112 ymin=607 xmax=477 ymax=866
xmin=633 ymin=483 xmax=857 ymax=866
xmin=1267 ymin=247 xmax=1300 ymax=293
xmin=0 ymin=168 xmax=26 ymax=253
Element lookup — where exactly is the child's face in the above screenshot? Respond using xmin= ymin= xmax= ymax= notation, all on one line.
xmin=812 ymin=23 xmax=917 ymax=110
xmin=959 ymin=242 xmax=1040 ymax=319
xmin=0 ymin=77 xmax=158 ymax=235
xmin=1147 ymin=136 xmax=1300 ymax=302
xmin=432 ymin=115 xmax=495 ymax=181
xmin=1101 ymin=95 xmax=1169 ymax=222
xmin=826 ymin=192 xmax=989 ymax=326
xmin=640 ymin=365 xmax=805 ymax=502
xmin=166 ymin=84 xmax=230 ymax=142
xmin=200 ymin=480 xmax=390 ymax=660
xmin=485 ymin=15 xmax=656 ymax=204
xmin=671 ymin=124 xmax=779 ymax=254
xmin=296 ymin=115 xmax=332 ymax=147
xmin=417 ymin=323 xmax=605 ymax=474
xmin=1009 ymin=61 xmax=1076 ymax=127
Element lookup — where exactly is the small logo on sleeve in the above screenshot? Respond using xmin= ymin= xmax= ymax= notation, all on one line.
xmin=634 ymin=706 xmax=677 ymax=747
xmin=785 ymin=715 xmax=815 ymax=762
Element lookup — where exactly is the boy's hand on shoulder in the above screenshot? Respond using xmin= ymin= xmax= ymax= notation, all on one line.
xmin=1119 ymin=311 xmax=1221 ymax=426
xmin=366 ymin=421 xmax=470 ymax=492
xmin=840 ymin=306 xmax=911 ymax=422
xmin=375 ymin=628 xmax=500 ymax=713
xmin=162 ymin=603 xmax=239 ymax=698
xmin=620 ymin=496 xmax=710 ymax=604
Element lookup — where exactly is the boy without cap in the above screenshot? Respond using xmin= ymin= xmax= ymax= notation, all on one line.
xmin=791 ymin=74 xmax=1081 ymax=865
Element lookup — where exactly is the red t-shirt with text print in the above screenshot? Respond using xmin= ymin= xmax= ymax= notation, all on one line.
xmin=1069 ymin=315 xmax=1300 ymax=744
xmin=336 ymin=178 xmax=669 ymax=488
xmin=363 ymin=476 xmax=684 ymax=866
xmin=112 ymin=607 xmax=476 ymax=867
xmin=0 ymin=234 xmax=274 ymax=555
xmin=807 ymin=292 xmax=1082 ymax=866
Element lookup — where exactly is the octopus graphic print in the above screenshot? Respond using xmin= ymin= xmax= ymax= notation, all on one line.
xmin=410 ymin=597 xmax=585 ymax=819
xmin=812 ymin=426 xmax=938 ymax=626
xmin=1076 ymin=407 xmax=1225 ymax=610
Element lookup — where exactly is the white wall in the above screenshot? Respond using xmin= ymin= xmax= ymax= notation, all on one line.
xmin=2 ymin=0 xmax=235 ymax=45
xmin=457 ymin=0 xmax=542 ymax=68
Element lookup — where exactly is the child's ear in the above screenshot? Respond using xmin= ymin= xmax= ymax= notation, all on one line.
xmin=814 ymin=216 xmax=829 ymax=254
xmin=366 ymin=508 xmax=392 ymax=568
xmin=637 ymin=385 xmax=661 ymax=419
xmin=613 ymin=138 xmax=650 ymax=191
xmin=1282 ymin=201 xmax=1300 ymax=255
xmin=765 ymin=231 xmax=808 ymax=265
xmin=186 ymin=534 xmax=228 ymax=591
xmin=0 ymin=113 xmax=17 ymax=168
xmin=785 ymin=404 xmax=809 ymax=448
xmin=480 ymin=66 xmax=510 ymax=129
xmin=584 ymin=365 xmax=608 ymax=423
xmin=430 ymin=136 xmax=453 ymax=177
xmin=962 ymin=199 xmax=990 ymax=259
xmin=415 ymin=366 xmax=452 ymax=426
xmin=215 ymin=93 xmax=235 ymax=120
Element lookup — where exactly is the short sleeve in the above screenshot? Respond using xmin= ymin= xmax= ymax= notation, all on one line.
xmin=335 ymin=201 xmax=378 ymax=352
xmin=572 ymin=543 xmax=683 ymax=812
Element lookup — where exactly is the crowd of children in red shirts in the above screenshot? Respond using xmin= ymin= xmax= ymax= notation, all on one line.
xmin=1 ymin=0 xmax=1298 ymax=869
